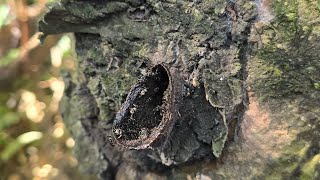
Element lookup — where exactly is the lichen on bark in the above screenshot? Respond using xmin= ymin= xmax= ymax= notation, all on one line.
xmin=41 ymin=0 xmax=320 ymax=179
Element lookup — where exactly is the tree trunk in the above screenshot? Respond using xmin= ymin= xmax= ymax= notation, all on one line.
xmin=39 ymin=0 xmax=320 ymax=179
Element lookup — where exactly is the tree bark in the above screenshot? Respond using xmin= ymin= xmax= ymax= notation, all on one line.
xmin=39 ymin=0 xmax=320 ymax=179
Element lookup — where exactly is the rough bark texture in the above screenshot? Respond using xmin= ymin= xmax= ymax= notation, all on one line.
xmin=39 ymin=0 xmax=320 ymax=179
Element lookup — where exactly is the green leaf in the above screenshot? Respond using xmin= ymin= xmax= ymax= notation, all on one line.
xmin=0 ymin=5 xmax=10 ymax=28
xmin=17 ymin=131 xmax=43 ymax=144
xmin=0 ymin=132 xmax=11 ymax=146
xmin=57 ymin=35 xmax=71 ymax=57
xmin=0 ymin=131 xmax=43 ymax=161
xmin=0 ymin=112 xmax=20 ymax=131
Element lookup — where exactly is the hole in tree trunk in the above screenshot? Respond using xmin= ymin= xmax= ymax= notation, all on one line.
xmin=113 ymin=64 xmax=171 ymax=148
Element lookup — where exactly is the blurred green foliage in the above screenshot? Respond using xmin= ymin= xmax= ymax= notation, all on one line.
xmin=0 ymin=4 xmax=11 ymax=28
xmin=1 ymin=131 xmax=43 ymax=161
xmin=0 ymin=48 xmax=19 ymax=66
xmin=0 ymin=1 xmax=91 ymax=179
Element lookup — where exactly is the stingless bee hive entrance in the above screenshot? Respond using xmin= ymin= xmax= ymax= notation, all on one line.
xmin=113 ymin=64 xmax=172 ymax=149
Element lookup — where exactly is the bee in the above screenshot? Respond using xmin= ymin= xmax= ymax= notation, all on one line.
xmin=130 ymin=107 xmax=137 ymax=114
xmin=107 ymin=135 xmax=115 ymax=146
xmin=113 ymin=128 xmax=122 ymax=139
xmin=153 ymin=87 xmax=159 ymax=93
xmin=153 ymin=105 xmax=162 ymax=112
xmin=140 ymin=88 xmax=148 ymax=96
xmin=139 ymin=128 xmax=148 ymax=139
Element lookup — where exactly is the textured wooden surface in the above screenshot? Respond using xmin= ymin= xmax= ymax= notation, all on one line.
xmin=39 ymin=0 xmax=320 ymax=179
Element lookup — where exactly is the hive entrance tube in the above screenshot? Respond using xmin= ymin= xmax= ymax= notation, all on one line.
xmin=113 ymin=64 xmax=173 ymax=149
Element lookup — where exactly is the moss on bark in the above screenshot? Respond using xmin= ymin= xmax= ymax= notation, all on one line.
xmin=39 ymin=0 xmax=320 ymax=179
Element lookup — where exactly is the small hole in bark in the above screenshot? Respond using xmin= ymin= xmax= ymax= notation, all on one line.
xmin=113 ymin=65 xmax=170 ymax=142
